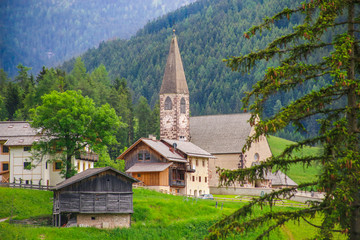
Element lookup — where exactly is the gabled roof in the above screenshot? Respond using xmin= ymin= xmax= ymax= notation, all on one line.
xmin=190 ymin=113 xmax=252 ymax=154
xmin=117 ymin=138 xmax=187 ymax=163
xmin=162 ymin=139 xmax=215 ymax=159
xmin=266 ymin=170 xmax=298 ymax=187
xmin=51 ymin=166 xmax=139 ymax=190
xmin=159 ymin=35 xmax=189 ymax=94
xmin=0 ymin=122 xmax=40 ymax=145
xmin=126 ymin=163 xmax=173 ymax=173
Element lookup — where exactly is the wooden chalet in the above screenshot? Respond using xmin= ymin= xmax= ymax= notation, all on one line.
xmin=117 ymin=138 xmax=213 ymax=196
xmin=51 ymin=167 xmax=139 ymax=228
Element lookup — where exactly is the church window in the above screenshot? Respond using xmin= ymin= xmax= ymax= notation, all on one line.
xmin=165 ymin=97 xmax=172 ymax=110
xmin=254 ymin=153 xmax=260 ymax=162
xmin=180 ymin=98 xmax=186 ymax=113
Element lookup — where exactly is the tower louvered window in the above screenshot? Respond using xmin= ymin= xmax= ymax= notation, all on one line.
xmin=165 ymin=96 xmax=172 ymax=110
xmin=180 ymin=98 xmax=186 ymax=113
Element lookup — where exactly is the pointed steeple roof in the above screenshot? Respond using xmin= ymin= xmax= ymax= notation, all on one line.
xmin=160 ymin=34 xmax=189 ymax=94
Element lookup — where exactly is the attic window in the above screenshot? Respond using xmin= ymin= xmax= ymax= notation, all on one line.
xmin=24 ymin=146 xmax=31 ymax=151
xmin=91 ymin=217 xmax=96 ymax=220
xmin=165 ymin=97 xmax=172 ymax=110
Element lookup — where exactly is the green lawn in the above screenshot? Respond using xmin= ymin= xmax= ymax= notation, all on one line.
xmin=0 ymin=186 xmax=347 ymax=239
xmin=267 ymin=135 xmax=322 ymax=185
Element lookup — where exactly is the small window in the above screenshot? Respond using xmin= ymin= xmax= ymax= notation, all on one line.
xmin=145 ymin=153 xmax=150 ymax=161
xmin=180 ymin=98 xmax=186 ymax=113
xmin=3 ymin=146 xmax=9 ymax=153
xmin=77 ymin=161 xmax=80 ymax=172
xmin=254 ymin=153 xmax=260 ymax=162
xmin=24 ymin=146 xmax=31 ymax=151
xmin=88 ymin=163 xmax=91 ymax=169
xmin=199 ymin=176 xmax=201 ymax=182
xmin=91 ymin=217 xmax=96 ymax=220
xmin=180 ymin=173 xmax=184 ymax=180
xmin=46 ymin=161 xmax=48 ymax=169
xmin=137 ymin=174 xmax=141 ymax=178
xmin=202 ymin=160 xmax=205 ymax=167
xmin=53 ymin=161 xmax=62 ymax=171
xmin=205 ymin=177 xmax=207 ymax=183
xmin=25 ymin=180 xmax=29 ymax=185
xmin=138 ymin=153 xmax=143 ymax=161
xmin=83 ymin=162 xmax=86 ymax=171
xmin=24 ymin=162 xmax=31 ymax=170
xmin=2 ymin=162 xmax=9 ymax=171
xmin=165 ymin=96 xmax=172 ymax=110
xmin=192 ymin=176 xmax=195 ymax=182
xmin=196 ymin=160 xmax=198 ymax=166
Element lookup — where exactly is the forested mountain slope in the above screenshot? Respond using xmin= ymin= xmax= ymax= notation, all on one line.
xmin=0 ymin=0 xmax=196 ymax=77
xmin=62 ymin=0 xmax=332 ymax=126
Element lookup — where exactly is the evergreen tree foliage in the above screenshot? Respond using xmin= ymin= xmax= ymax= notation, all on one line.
xmin=208 ymin=0 xmax=360 ymax=239
xmin=0 ymin=0 xmax=197 ymax=77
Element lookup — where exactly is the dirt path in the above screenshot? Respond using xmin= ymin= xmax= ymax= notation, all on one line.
xmin=0 ymin=217 xmax=9 ymax=222
xmin=281 ymin=224 xmax=295 ymax=240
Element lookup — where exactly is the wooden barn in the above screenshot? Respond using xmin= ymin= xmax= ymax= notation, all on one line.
xmin=51 ymin=167 xmax=139 ymax=228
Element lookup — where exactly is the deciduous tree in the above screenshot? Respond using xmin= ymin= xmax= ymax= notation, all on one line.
xmin=30 ymin=90 xmax=122 ymax=179
xmin=208 ymin=0 xmax=360 ymax=239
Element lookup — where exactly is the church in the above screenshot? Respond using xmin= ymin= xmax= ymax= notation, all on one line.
xmin=118 ymin=32 xmax=296 ymax=196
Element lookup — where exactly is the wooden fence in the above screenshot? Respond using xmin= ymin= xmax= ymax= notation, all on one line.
xmin=0 ymin=182 xmax=50 ymax=190
xmin=213 ymin=196 xmax=309 ymax=208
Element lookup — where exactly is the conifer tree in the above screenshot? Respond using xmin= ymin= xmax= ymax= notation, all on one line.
xmin=208 ymin=0 xmax=360 ymax=239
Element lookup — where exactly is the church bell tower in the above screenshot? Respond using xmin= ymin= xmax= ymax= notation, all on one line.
xmin=159 ymin=31 xmax=190 ymax=141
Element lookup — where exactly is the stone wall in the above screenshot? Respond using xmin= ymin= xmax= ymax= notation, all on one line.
xmin=77 ymin=213 xmax=131 ymax=229
xmin=210 ymin=187 xmax=324 ymax=203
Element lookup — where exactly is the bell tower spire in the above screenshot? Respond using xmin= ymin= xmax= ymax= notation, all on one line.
xmin=159 ymin=32 xmax=190 ymax=141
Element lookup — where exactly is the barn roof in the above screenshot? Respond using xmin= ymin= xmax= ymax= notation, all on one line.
xmin=159 ymin=35 xmax=189 ymax=94
xmin=162 ymin=139 xmax=215 ymax=159
xmin=0 ymin=122 xmax=41 ymax=146
xmin=126 ymin=162 xmax=173 ymax=173
xmin=190 ymin=113 xmax=252 ymax=154
xmin=51 ymin=167 xmax=139 ymax=190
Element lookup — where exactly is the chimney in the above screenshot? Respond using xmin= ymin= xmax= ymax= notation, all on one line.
xmin=148 ymin=134 xmax=157 ymax=140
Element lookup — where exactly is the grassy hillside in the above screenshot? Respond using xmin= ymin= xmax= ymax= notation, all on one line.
xmin=267 ymin=135 xmax=321 ymax=185
xmin=0 ymin=188 xmax=285 ymax=239
xmin=0 ymin=187 xmax=346 ymax=239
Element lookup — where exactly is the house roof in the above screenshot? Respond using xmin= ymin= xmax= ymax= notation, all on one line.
xmin=118 ymin=138 xmax=187 ymax=163
xmin=162 ymin=139 xmax=215 ymax=159
xmin=0 ymin=122 xmax=41 ymax=146
xmin=189 ymin=113 xmax=252 ymax=154
xmin=4 ymin=136 xmax=41 ymax=146
xmin=159 ymin=35 xmax=189 ymax=94
xmin=126 ymin=162 xmax=173 ymax=173
xmin=51 ymin=166 xmax=139 ymax=190
xmin=266 ymin=170 xmax=298 ymax=187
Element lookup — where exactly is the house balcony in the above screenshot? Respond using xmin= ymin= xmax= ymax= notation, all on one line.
xmin=170 ymin=179 xmax=185 ymax=187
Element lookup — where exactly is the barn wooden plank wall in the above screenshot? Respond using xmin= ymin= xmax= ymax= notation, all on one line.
xmin=57 ymin=192 xmax=133 ymax=213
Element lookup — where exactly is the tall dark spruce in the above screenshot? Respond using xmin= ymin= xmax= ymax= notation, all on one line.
xmin=208 ymin=0 xmax=359 ymax=239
